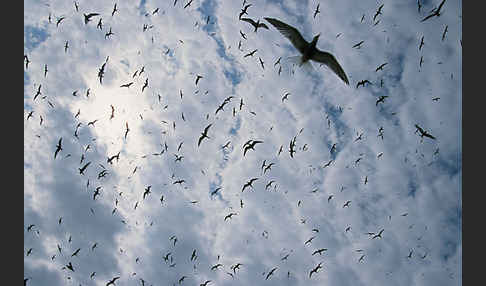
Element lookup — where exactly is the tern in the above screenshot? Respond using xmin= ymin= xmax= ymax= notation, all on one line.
xmin=265 ymin=17 xmax=349 ymax=84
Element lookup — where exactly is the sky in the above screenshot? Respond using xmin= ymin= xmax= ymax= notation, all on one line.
xmin=24 ymin=0 xmax=462 ymax=285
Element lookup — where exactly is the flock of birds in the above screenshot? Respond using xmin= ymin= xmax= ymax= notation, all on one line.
xmin=24 ymin=0 xmax=459 ymax=285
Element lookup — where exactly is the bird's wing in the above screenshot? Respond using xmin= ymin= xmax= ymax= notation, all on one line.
xmin=240 ymin=17 xmax=257 ymax=26
xmin=258 ymin=22 xmax=269 ymax=29
xmin=264 ymin=17 xmax=308 ymax=54
xmin=420 ymin=13 xmax=435 ymax=22
xmin=311 ymin=50 xmax=349 ymax=84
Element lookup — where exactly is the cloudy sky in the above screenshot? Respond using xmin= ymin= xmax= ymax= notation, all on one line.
xmin=24 ymin=0 xmax=462 ymax=285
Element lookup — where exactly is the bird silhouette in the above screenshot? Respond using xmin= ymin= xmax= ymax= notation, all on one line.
xmin=373 ymin=4 xmax=384 ymax=22
xmin=313 ymin=3 xmax=320 ymax=18
xmin=243 ymin=140 xmax=263 ymax=156
xmin=421 ymin=0 xmax=446 ymax=22
xmin=265 ymin=17 xmax=349 ymax=84
xmin=106 ymin=276 xmax=120 ymax=286
xmin=352 ymin=40 xmax=365 ymax=49
xmin=240 ymin=17 xmax=269 ymax=32
xmin=198 ymin=124 xmax=212 ymax=147
xmin=309 ymin=262 xmax=323 ymax=278
xmin=415 ymin=124 xmax=436 ymax=140
xmin=239 ymin=4 xmax=252 ymax=19
xmin=84 ymin=13 xmax=100 ymax=24
xmin=375 ymin=62 xmax=388 ymax=72
xmin=242 ymin=178 xmax=258 ymax=192
xmin=54 ymin=138 xmax=63 ymax=159
xmin=79 ymin=162 xmax=91 ymax=175
xmin=312 ymin=248 xmax=328 ymax=256
xmin=265 ymin=267 xmax=277 ymax=280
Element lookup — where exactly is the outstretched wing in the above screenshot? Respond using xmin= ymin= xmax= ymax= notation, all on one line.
xmin=311 ymin=50 xmax=349 ymax=85
xmin=264 ymin=17 xmax=309 ymax=54
xmin=240 ymin=17 xmax=257 ymax=26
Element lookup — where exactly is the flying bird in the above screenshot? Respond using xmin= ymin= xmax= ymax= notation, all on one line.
xmin=198 ymin=124 xmax=212 ymax=147
xmin=54 ymin=138 xmax=63 ymax=159
xmin=111 ymin=3 xmax=118 ymax=16
xmin=84 ymin=13 xmax=100 ymax=24
xmin=309 ymin=262 xmax=323 ymax=278
xmin=240 ymin=17 xmax=269 ymax=32
xmin=442 ymin=25 xmax=448 ymax=41
xmin=313 ymin=3 xmax=320 ymax=18
xmin=239 ymin=4 xmax=252 ymax=19
xmin=79 ymin=162 xmax=91 ymax=175
xmin=106 ymin=276 xmax=120 ymax=286
xmin=264 ymin=17 xmax=349 ymax=84
xmin=243 ymin=140 xmax=263 ymax=156
xmin=352 ymin=40 xmax=365 ymax=49
xmin=373 ymin=4 xmax=384 ymax=22
xmin=375 ymin=62 xmax=388 ymax=72
xmin=265 ymin=267 xmax=277 ymax=280
xmin=242 ymin=178 xmax=258 ymax=192
xmin=414 ymin=124 xmax=436 ymax=140
xmin=419 ymin=36 xmax=425 ymax=50
xmin=421 ymin=0 xmax=446 ymax=22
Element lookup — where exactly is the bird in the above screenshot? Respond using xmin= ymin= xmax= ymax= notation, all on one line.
xmin=56 ymin=16 xmax=66 ymax=27
xmin=106 ymin=276 xmax=120 ymax=286
xmin=376 ymin=95 xmax=389 ymax=106
xmin=84 ymin=13 xmax=100 ymax=24
xmin=419 ymin=36 xmax=425 ymax=50
xmin=372 ymin=229 xmax=384 ymax=239
xmin=71 ymin=248 xmax=81 ymax=257
xmin=97 ymin=18 xmax=103 ymax=30
xmin=356 ymin=79 xmax=372 ymax=88
xmin=375 ymin=62 xmax=388 ymax=72
xmin=184 ymin=0 xmax=194 ymax=9
xmin=111 ymin=3 xmax=118 ymax=16
xmin=54 ymin=138 xmax=63 ymax=159
xmin=343 ymin=200 xmax=351 ymax=208
xmin=199 ymin=280 xmax=211 ymax=286
xmin=240 ymin=17 xmax=269 ymax=32
xmin=79 ymin=162 xmax=91 ymax=175
xmin=421 ymin=0 xmax=446 ymax=22
xmin=415 ymin=124 xmax=436 ymax=139
xmin=211 ymin=263 xmax=223 ymax=270
xmin=224 ymin=212 xmax=237 ymax=221
xmin=198 ymin=124 xmax=212 ymax=147
xmin=352 ymin=40 xmax=365 ymax=49
xmin=417 ymin=0 xmax=422 ymax=13
xmin=266 ymin=267 xmax=277 ymax=280
xmin=309 ymin=262 xmax=323 ymax=278
xmin=239 ymin=4 xmax=252 ymax=19
xmin=304 ymin=236 xmax=316 ymax=245
xmin=442 ymin=25 xmax=448 ymax=41
xmin=312 ymin=248 xmax=328 ymax=256
xmin=282 ymin=92 xmax=290 ymax=102
xmin=44 ymin=64 xmax=48 ymax=77
xmin=265 ymin=17 xmax=349 ymax=84
xmin=373 ymin=4 xmax=384 ymax=22
xmin=105 ymin=27 xmax=114 ymax=39
xmin=358 ymin=255 xmax=365 ymax=262
xmin=120 ymin=82 xmax=134 ymax=88
xmin=313 ymin=3 xmax=320 ymax=18
xmin=143 ymin=186 xmax=152 ymax=199
xmin=195 ymin=74 xmax=203 ymax=85
xmin=244 ymin=49 xmax=258 ymax=57
xmin=141 ymin=78 xmax=149 ymax=93
xmin=65 ymin=262 xmax=75 ymax=272
xmin=33 ymin=85 xmax=42 ymax=100
xmin=240 ymin=30 xmax=247 ymax=39
xmin=24 ymin=55 xmax=31 ymax=69
xmin=243 ymin=140 xmax=263 ymax=156
xmin=242 ymin=178 xmax=258 ymax=192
